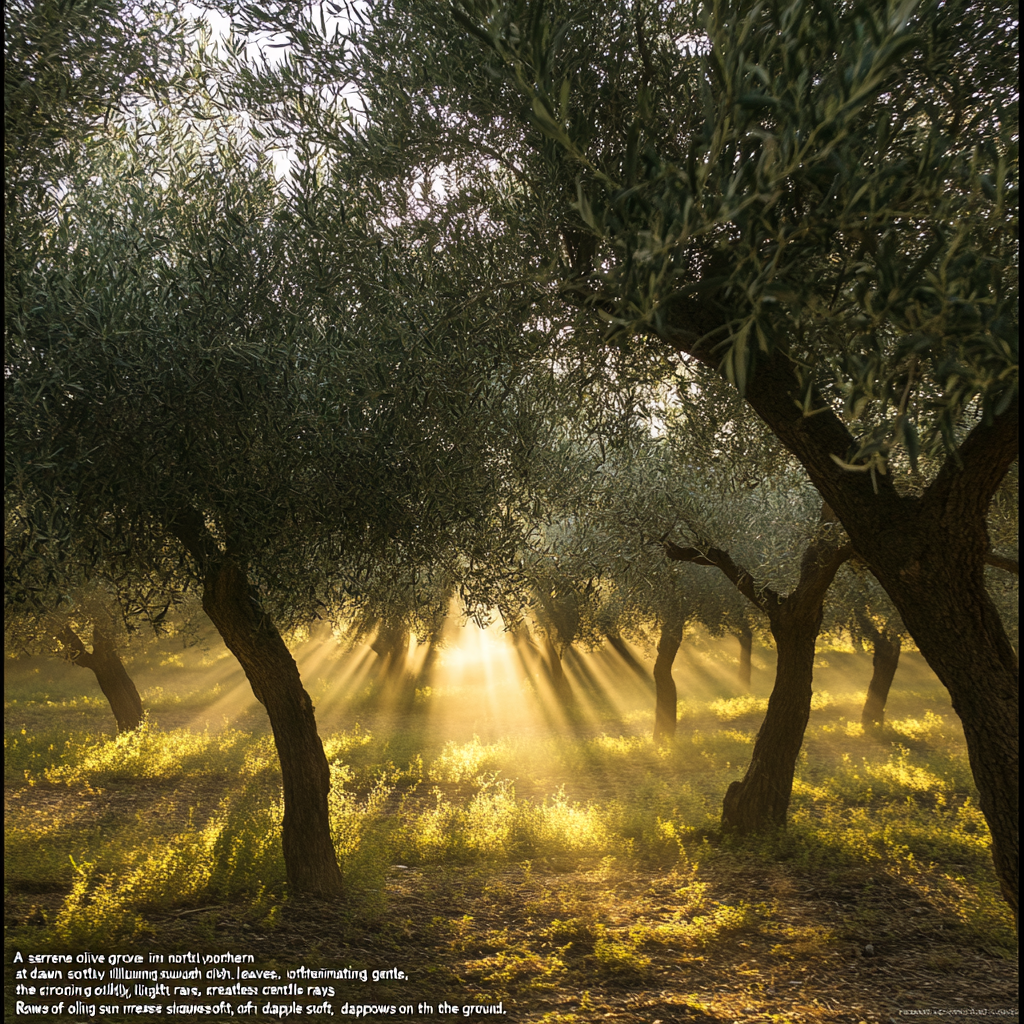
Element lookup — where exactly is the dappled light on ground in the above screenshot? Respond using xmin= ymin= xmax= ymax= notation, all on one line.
xmin=5 ymin=633 xmax=1014 ymax=1022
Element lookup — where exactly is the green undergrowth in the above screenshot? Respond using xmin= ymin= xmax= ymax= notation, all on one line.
xmin=4 ymin=668 xmax=1016 ymax=956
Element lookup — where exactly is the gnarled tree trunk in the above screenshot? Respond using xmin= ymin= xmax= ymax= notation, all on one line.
xmin=171 ymin=509 xmax=343 ymax=897
xmin=722 ymin=609 xmax=818 ymax=829
xmin=659 ymin=290 xmax=1018 ymax=920
xmin=59 ymin=625 xmax=144 ymax=733
xmin=733 ymin=341 xmax=1018 ymax=923
xmin=667 ymin=504 xmax=851 ymax=833
xmin=653 ymin=613 xmax=683 ymax=743
xmin=870 ymin=550 xmax=1017 ymax=920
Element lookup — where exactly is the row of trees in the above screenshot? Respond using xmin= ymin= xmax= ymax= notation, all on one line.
xmin=5 ymin=0 xmax=1017 ymax=920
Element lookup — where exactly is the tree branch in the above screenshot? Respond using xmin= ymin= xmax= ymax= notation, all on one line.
xmin=985 ymin=551 xmax=1020 ymax=576
xmin=655 ymin=311 xmax=908 ymax=533
xmin=791 ymin=503 xmax=854 ymax=610
xmin=854 ymin=609 xmax=883 ymax=645
xmin=663 ymin=539 xmax=776 ymax=613
xmin=57 ymin=625 xmax=95 ymax=669
xmin=167 ymin=506 xmax=222 ymax=570
xmin=927 ymin=395 xmax=1020 ymax=520
xmin=794 ymin=540 xmax=854 ymax=615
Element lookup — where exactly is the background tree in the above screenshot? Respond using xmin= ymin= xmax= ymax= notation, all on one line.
xmin=5 ymin=586 xmax=146 ymax=733
xmin=657 ymin=471 xmax=852 ymax=832
xmin=824 ymin=561 xmax=909 ymax=730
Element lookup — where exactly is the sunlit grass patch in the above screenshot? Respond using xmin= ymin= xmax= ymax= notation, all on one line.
xmin=322 ymin=723 xmax=376 ymax=762
xmin=537 ymin=789 xmax=613 ymax=855
xmin=140 ymin=681 xmax=224 ymax=707
xmin=638 ymin=900 xmax=752 ymax=951
xmin=544 ymin=916 xmax=600 ymax=945
xmin=5 ymin=720 xmax=274 ymax=787
xmin=709 ymin=692 xmax=831 ymax=722
xmin=767 ymin=921 xmax=838 ymax=958
xmin=591 ymin=925 xmax=653 ymax=974
xmin=465 ymin=781 xmax=533 ymax=857
xmin=464 ymin=945 xmax=568 ymax=990
xmin=430 ymin=735 xmax=506 ymax=783
xmin=42 ymin=780 xmax=285 ymax=946
xmin=53 ymin=825 xmax=221 ymax=945
xmin=716 ymin=793 xmax=1015 ymax=951
xmin=708 ymin=695 xmax=769 ymax=721
xmin=887 ymin=709 xmax=949 ymax=743
xmin=819 ymin=746 xmax=972 ymax=806
xmin=4 ymin=651 xmax=1014 ymax=969
xmin=5 ymin=726 xmax=85 ymax=780
xmin=37 ymin=722 xmax=268 ymax=785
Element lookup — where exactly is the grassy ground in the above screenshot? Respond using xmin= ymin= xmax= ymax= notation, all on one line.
xmin=4 ymin=632 xmax=1018 ymax=1022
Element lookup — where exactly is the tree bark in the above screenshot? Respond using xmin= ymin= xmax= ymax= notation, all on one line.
xmin=876 ymin=551 xmax=1018 ymax=920
xmin=659 ymin=300 xmax=1019 ymax=922
xmin=653 ymin=614 xmax=683 ymax=743
xmin=58 ymin=625 xmax=144 ymax=733
xmin=667 ymin=506 xmax=851 ymax=832
xmin=857 ymin=619 xmax=902 ymax=729
xmin=722 ymin=610 xmax=818 ymax=830
xmin=170 ymin=509 xmax=343 ymax=897
xmin=737 ymin=623 xmax=753 ymax=690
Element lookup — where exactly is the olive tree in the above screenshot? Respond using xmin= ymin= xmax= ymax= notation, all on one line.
xmin=574 ymin=413 xmax=852 ymax=827
xmin=4 ymin=585 xmax=151 ymax=733
xmin=6 ymin=92 xmax=551 ymax=896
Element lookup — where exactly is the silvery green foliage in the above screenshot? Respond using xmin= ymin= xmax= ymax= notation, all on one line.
xmin=5 ymin=72 xmax=555 ymax=634
xmin=5 ymin=1 xmax=195 ymax=202
xmin=4 ymin=577 xmax=204 ymax=665
xmin=509 ymin=369 xmax=840 ymax=651
xmin=222 ymin=0 xmax=1016 ymax=477
xmin=597 ymin=382 xmax=843 ymax=600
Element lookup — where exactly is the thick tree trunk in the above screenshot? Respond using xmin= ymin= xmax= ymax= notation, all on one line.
xmin=739 ymin=352 xmax=1018 ymax=921
xmin=861 ymin=631 xmax=901 ymax=729
xmin=170 ymin=508 xmax=343 ymax=897
xmin=737 ymin=623 xmax=753 ymax=690
xmin=59 ymin=625 xmax=144 ymax=733
xmin=653 ymin=615 xmax=683 ymax=743
xmin=873 ymin=557 xmax=1018 ymax=923
xmin=659 ymin=297 xmax=1018 ymax=919
xmin=666 ymin=504 xmax=850 ymax=835
xmin=202 ymin=560 xmax=343 ymax=896
xmin=722 ymin=610 xmax=818 ymax=831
